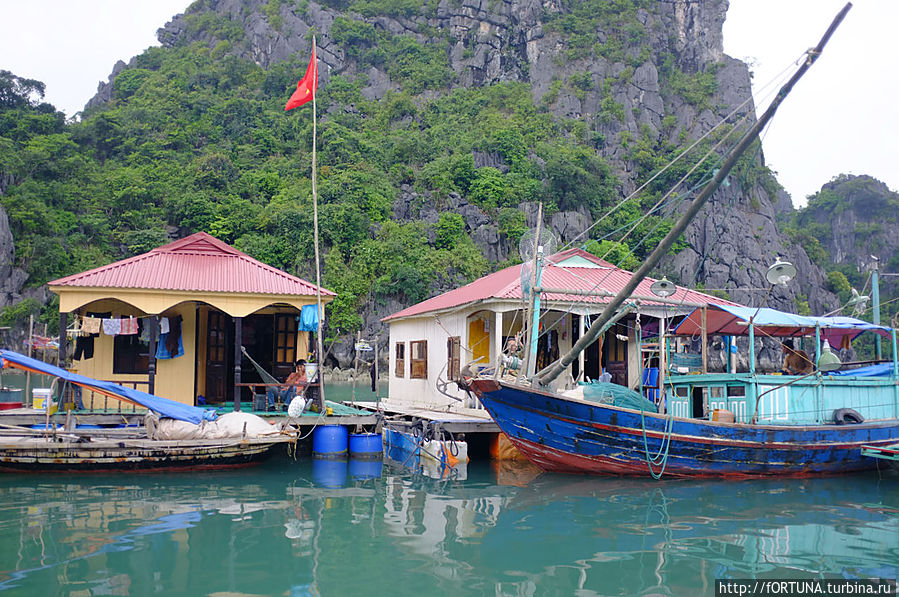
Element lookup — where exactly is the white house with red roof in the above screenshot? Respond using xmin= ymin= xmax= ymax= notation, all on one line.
xmin=48 ymin=232 xmax=334 ymax=409
xmin=381 ymin=248 xmax=741 ymax=413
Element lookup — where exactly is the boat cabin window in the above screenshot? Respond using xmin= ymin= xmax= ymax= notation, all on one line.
xmin=395 ymin=342 xmax=405 ymax=378
xmin=674 ymin=386 xmax=689 ymax=397
xmin=410 ymin=340 xmax=428 ymax=379
xmin=447 ymin=337 xmax=461 ymax=380
xmin=727 ymin=385 xmax=746 ymax=397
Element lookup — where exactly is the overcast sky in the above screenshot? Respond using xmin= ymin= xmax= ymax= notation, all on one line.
xmin=1 ymin=0 xmax=896 ymax=207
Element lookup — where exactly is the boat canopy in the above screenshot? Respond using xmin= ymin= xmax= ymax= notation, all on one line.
xmin=0 ymin=349 xmax=217 ymax=424
xmin=672 ymin=304 xmax=893 ymax=344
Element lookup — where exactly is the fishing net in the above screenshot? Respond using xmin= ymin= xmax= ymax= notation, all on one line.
xmin=580 ymin=381 xmax=657 ymax=412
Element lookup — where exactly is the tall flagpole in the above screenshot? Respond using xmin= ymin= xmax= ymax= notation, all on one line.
xmin=310 ymin=36 xmax=326 ymax=408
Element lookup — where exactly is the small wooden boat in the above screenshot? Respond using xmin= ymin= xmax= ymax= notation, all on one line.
xmin=0 ymin=434 xmax=291 ymax=473
xmin=0 ymin=349 xmax=294 ymax=472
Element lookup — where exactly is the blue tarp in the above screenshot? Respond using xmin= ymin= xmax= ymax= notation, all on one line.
xmin=826 ymin=363 xmax=895 ymax=377
xmin=0 ymin=349 xmax=216 ymax=424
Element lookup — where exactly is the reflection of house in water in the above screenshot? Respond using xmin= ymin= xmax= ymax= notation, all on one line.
xmin=383 ymin=248 xmax=738 ymax=413
xmin=49 ymin=232 xmax=334 ymax=408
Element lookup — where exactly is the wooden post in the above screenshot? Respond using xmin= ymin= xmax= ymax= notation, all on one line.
xmin=374 ymin=337 xmax=380 ymax=399
xmin=578 ymin=314 xmax=585 ymax=382
xmin=233 ymin=317 xmax=242 ymax=411
xmin=352 ymin=331 xmax=360 ymax=406
xmin=25 ymin=314 xmax=33 ymax=406
xmin=701 ymin=306 xmax=708 ymax=373
xmin=148 ymin=316 xmax=158 ymax=395
xmin=57 ymin=312 xmax=67 ymax=367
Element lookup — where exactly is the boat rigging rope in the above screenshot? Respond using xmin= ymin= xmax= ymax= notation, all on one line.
xmin=641 ymin=406 xmax=675 ymax=480
xmin=636 ymin=311 xmax=675 ymax=479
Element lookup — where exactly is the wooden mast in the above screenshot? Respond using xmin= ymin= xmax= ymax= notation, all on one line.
xmin=536 ymin=2 xmax=853 ymax=386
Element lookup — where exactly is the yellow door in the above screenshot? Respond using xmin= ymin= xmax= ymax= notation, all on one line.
xmin=468 ymin=319 xmax=490 ymax=367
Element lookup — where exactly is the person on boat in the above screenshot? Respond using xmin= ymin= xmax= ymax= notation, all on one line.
xmin=782 ymin=339 xmax=813 ymax=375
xmin=267 ymin=359 xmax=307 ymax=409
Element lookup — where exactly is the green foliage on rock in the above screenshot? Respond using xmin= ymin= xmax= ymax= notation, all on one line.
xmin=0 ymin=0 xmax=747 ymax=335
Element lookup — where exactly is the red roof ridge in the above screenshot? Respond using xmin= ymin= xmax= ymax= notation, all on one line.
xmin=153 ymin=231 xmax=242 ymax=256
xmin=383 ymin=246 xmax=740 ymax=322
xmin=48 ymin=231 xmax=335 ymax=296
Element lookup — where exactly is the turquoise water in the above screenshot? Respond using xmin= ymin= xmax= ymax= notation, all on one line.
xmin=0 ymin=452 xmax=896 ymax=596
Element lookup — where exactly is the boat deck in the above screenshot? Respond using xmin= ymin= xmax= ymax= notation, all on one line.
xmin=357 ymin=399 xmax=499 ymax=434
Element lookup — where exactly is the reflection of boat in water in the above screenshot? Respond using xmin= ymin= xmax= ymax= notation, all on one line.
xmin=480 ymin=475 xmax=899 ymax=593
xmin=382 ymin=426 xmax=468 ymax=479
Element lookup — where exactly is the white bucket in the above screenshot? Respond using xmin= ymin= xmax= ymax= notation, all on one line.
xmin=33 ymin=388 xmax=54 ymax=411
xmin=305 ymin=363 xmax=318 ymax=381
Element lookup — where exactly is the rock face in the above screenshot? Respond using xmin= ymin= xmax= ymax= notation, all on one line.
xmin=82 ymin=0 xmax=842 ymax=365
xmin=794 ymin=174 xmax=899 ymax=302
xmin=0 ymin=205 xmax=28 ymax=311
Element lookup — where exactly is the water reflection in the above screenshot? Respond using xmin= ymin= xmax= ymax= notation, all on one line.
xmin=0 ymin=458 xmax=895 ymax=596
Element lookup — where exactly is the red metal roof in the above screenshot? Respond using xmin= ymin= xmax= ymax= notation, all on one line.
xmin=382 ymin=248 xmax=740 ymax=321
xmin=49 ymin=232 xmax=335 ymax=297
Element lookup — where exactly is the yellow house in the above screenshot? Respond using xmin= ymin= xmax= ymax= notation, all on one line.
xmin=48 ymin=232 xmax=334 ymax=409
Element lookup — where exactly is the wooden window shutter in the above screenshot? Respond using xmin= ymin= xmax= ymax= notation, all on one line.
xmin=447 ymin=337 xmax=460 ymax=380
xmin=395 ymin=342 xmax=405 ymax=378
xmin=410 ymin=340 xmax=428 ymax=379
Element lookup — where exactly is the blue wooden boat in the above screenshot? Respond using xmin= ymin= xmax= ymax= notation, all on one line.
xmin=471 ymin=302 xmax=899 ymax=478
xmin=471 ymin=371 xmax=899 ymax=478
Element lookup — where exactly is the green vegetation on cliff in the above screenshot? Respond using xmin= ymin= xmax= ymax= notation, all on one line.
xmin=0 ymin=1 xmax=732 ymax=336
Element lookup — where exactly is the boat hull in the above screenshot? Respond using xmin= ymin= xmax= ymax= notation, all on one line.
xmin=0 ymin=437 xmax=289 ymax=473
xmin=470 ymin=380 xmax=899 ymax=477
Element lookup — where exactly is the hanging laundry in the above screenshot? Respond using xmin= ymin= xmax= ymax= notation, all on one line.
xmin=102 ymin=318 xmax=121 ymax=336
xmin=159 ymin=317 xmax=170 ymax=335
xmin=138 ymin=319 xmax=151 ymax=343
xmin=156 ymin=332 xmax=184 ymax=359
xmin=299 ymin=304 xmax=319 ymax=331
xmin=120 ymin=316 xmax=138 ymax=335
xmin=73 ymin=336 xmax=95 ymax=360
xmin=166 ymin=315 xmax=182 ymax=356
xmin=81 ymin=317 xmax=101 ymax=335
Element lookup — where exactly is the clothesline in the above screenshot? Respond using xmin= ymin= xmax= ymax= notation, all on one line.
xmin=71 ymin=315 xmax=174 ymax=338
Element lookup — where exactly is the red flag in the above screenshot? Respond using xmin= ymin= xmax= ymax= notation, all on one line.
xmin=285 ymin=47 xmax=317 ymax=110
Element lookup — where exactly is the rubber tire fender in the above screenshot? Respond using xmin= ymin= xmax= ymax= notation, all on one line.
xmin=832 ymin=407 xmax=864 ymax=425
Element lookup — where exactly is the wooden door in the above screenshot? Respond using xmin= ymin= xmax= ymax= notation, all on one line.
xmin=273 ymin=314 xmax=297 ymax=380
xmin=467 ymin=318 xmax=490 ymax=368
xmin=205 ymin=311 xmax=231 ymax=403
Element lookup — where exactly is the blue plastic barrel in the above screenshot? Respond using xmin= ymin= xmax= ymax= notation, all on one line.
xmin=75 ymin=424 xmax=103 ymax=429
xmin=312 ymin=458 xmax=347 ymax=488
xmin=348 ymin=432 xmax=382 ymax=458
xmin=349 ymin=458 xmax=382 ymax=480
xmin=312 ymin=425 xmax=348 ymax=457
